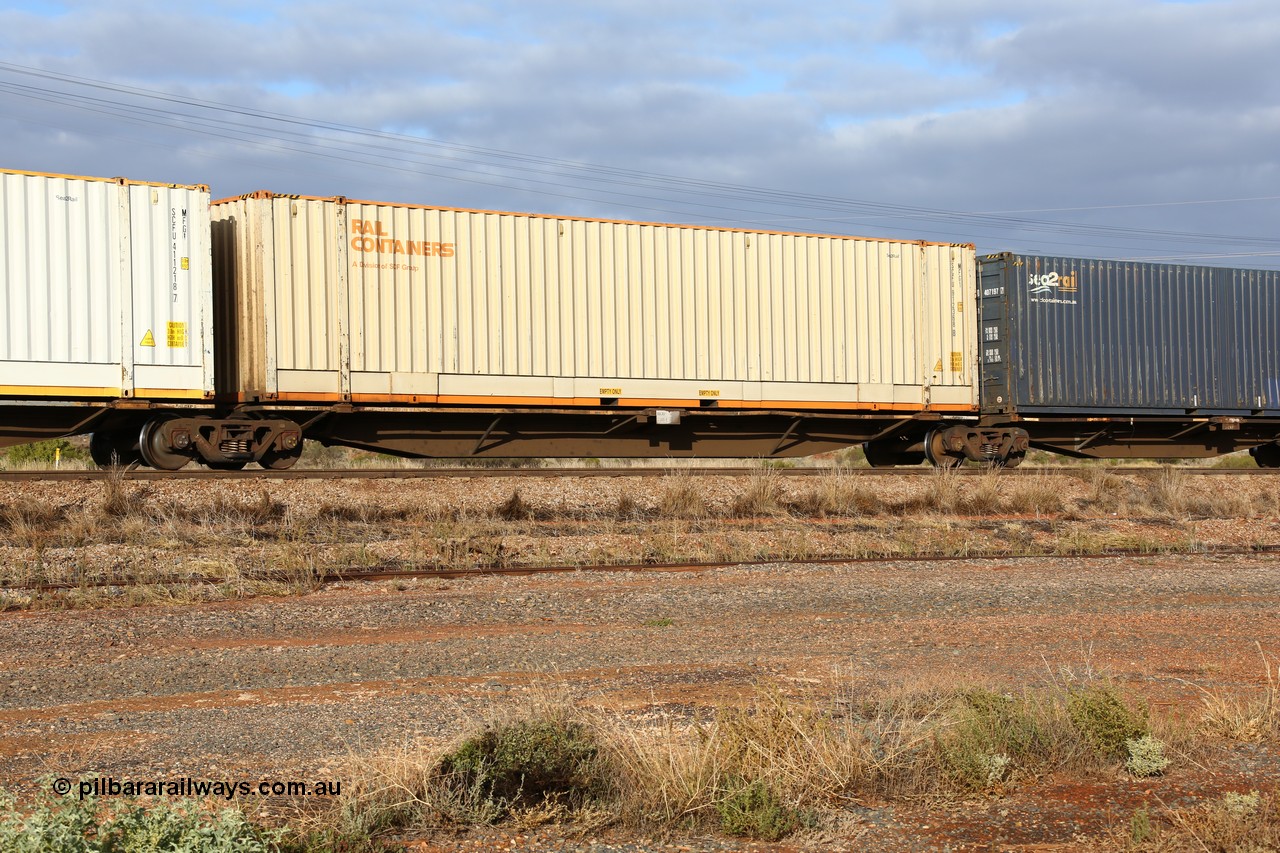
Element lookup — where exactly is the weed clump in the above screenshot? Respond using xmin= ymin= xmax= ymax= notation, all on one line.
xmin=657 ymin=473 xmax=707 ymax=519
xmin=436 ymin=718 xmax=606 ymax=820
xmin=936 ymin=689 xmax=1047 ymax=792
xmin=493 ymin=489 xmax=536 ymax=521
xmin=1067 ymin=685 xmax=1149 ymax=759
xmin=715 ymin=777 xmax=800 ymax=841
xmin=1124 ymin=734 xmax=1169 ymax=777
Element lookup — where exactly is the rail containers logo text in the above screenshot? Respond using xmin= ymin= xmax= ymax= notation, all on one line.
xmin=350 ymin=219 xmax=455 ymax=257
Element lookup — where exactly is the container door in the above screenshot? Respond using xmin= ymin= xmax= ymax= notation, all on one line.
xmin=978 ymin=256 xmax=1012 ymax=412
xmin=127 ymin=183 xmax=210 ymax=397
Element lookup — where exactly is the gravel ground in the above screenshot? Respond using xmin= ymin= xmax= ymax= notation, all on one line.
xmin=3 ymin=540 xmax=1280 ymax=849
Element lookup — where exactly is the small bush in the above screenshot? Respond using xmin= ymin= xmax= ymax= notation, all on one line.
xmin=1130 ymin=805 xmax=1155 ymax=843
xmin=1137 ymin=790 xmax=1280 ymax=850
xmin=730 ymin=472 xmax=785 ymax=517
xmin=715 ymin=778 xmax=799 ymax=841
xmin=436 ymin=718 xmax=606 ymax=818
xmin=936 ymin=689 xmax=1050 ymax=793
xmin=1124 ymin=735 xmax=1169 ymax=777
xmin=99 ymin=473 xmax=147 ymax=519
xmin=1067 ymin=685 xmax=1148 ymax=759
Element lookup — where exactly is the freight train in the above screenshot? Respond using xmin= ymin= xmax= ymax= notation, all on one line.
xmin=3 ymin=166 xmax=1279 ymax=470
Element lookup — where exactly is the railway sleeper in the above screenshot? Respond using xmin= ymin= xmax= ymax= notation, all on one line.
xmin=125 ymin=417 xmax=304 ymax=471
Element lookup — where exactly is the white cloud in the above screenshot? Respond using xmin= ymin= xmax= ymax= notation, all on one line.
xmin=1 ymin=0 xmax=1278 ymax=263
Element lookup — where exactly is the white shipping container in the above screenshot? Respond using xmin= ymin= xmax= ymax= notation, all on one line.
xmin=211 ymin=193 xmax=977 ymax=412
xmin=0 ymin=168 xmax=213 ymax=399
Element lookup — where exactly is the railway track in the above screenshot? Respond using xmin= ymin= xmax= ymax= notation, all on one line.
xmin=0 ymin=464 xmax=1272 ymax=481
xmin=9 ymin=542 xmax=1279 ymax=593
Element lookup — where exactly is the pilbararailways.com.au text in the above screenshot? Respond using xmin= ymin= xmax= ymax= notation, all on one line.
xmin=53 ymin=776 xmax=341 ymax=801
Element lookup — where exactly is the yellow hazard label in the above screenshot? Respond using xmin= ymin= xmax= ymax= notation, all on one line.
xmin=950 ymin=352 xmax=964 ymax=372
xmin=933 ymin=358 xmax=943 ymax=372
xmin=167 ymin=322 xmax=188 ymax=348
xmin=181 ymin=257 xmax=189 ymax=270
xmin=140 ymin=329 xmax=156 ymax=347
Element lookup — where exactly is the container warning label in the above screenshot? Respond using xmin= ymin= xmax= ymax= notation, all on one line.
xmin=167 ymin=322 xmax=188 ymax=348
xmin=140 ymin=330 xmax=156 ymax=347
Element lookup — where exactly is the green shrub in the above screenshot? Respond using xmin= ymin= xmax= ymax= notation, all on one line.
xmin=5 ymin=439 xmax=88 ymax=468
xmin=436 ymin=718 xmax=605 ymax=818
xmin=936 ymin=689 xmax=1049 ymax=792
xmin=1130 ymin=805 xmax=1155 ymax=843
xmin=715 ymin=778 xmax=799 ymax=841
xmin=1067 ymin=685 xmax=1148 ymax=759
xmin=1124 ymin=734 xmax=1169 ymax=777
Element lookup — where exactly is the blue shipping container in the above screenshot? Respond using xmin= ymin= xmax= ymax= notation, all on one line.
xmin=979 ymin=254 xmax=1280 ymax=415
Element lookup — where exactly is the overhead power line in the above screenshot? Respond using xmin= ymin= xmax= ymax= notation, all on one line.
xmin=0 ymin=61 xmax=1277 ymax=262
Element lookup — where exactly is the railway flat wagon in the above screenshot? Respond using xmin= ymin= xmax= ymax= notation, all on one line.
xmin=0 ymin=167 xmax=217 ymax=465
xmin=979 ymin=253 xmax=1280 ymax=463
xmin=211 ymin=193 xmax=1000 ymax=462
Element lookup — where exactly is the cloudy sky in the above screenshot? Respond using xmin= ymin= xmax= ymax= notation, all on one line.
xmin=2 ymin=0 xmax=1278 ymax=266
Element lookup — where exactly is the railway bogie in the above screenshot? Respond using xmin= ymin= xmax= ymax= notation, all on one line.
xmin=132 ymin=415 xmax=303 ymax=470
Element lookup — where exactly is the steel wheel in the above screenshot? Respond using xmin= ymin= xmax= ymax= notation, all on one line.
xmin=138 ymin=418 xmax=190 ymax=471
xmin=1251 ymin=443 xmax=1280 ymax=468
xmin=89 ymin=430 xmax=143 ymax=469
xmin=258 ymin=442 xmax=303 ymax=470
xmin=925 ymin=430 xmax=965 ymax=469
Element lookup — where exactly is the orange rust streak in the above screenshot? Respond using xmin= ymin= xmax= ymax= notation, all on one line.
xmin=211 ymin=192 xmax=973 ymax=250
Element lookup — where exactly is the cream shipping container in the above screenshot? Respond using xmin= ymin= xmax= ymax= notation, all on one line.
xmin=0 ymin=167 xmax=234 ymax=466
xmin=211 ymin=192 xmax=978 ymax=412
xmin=0 ymin=167 xmax=213 ymax=401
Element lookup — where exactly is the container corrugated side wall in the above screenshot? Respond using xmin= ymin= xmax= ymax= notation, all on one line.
xmin=981 ymin=253 xmax=1280 ymax=414
xmin=213 ymin=195 xmax=977 ymax=411
xmin=0 ymin=169 xmax=212 ymax=399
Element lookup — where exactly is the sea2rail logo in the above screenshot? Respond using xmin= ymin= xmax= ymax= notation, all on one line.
xmin=1027 ymin=271 xmax=1079 ymax=305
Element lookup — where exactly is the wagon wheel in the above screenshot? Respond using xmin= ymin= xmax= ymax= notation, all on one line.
xmin=998 ymin=452 xmax=1025 ymax=469
xmin=925 ymin=430 xmax=965 ymax=469
xmin=1251 ymin=443 xmax=1280 ymax=468
xmin=89 ymin=431 xmax=143 ymax=469
xmin=258 ymin=442 xmax=303 ymax=470
xmin=138 ymin=418 xmax=191 ymax=471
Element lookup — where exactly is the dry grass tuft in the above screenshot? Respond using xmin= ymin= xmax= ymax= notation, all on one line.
xmin=1121 ymin=790 xmax=1280 ymax=851
xmin=98 ymin=469 xmax=147 ymax=518
xmin=787 ymin=471 xmax=875 ymax=517
xmin=494 ymin=489 xmax=536 ymax=521
xmin=1002 ymin=472 xmax=1066 ymax=516
xmin=1194 ymin=644 xmax=1278 ymax=742
xmin=730 ymin=471 xmax=786 ymax=518
xmin=657 ymin=472 xmax=707 ymax=519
